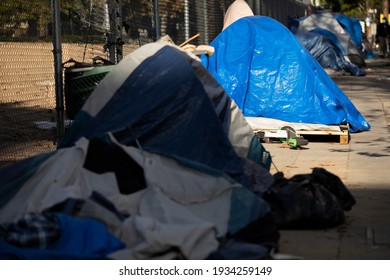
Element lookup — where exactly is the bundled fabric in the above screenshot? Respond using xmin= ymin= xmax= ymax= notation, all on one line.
xmin=0 ymin=212 xmax=60 ymax=249
xmin=202 ymin=16 xmax=370 ymax=132
xmin=0 ymin=212 xmax=125 ymax=260
xmin=0 ymin=135 xmax=277 ymax=259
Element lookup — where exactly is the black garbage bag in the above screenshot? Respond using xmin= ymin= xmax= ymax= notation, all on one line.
xmin=310 ymin=167 xmax=356 ymax=211
xmin=264 ymin=168 xmax=356 ymax=229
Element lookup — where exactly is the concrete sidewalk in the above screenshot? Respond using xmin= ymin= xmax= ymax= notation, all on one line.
xmin=263 ymin=58 xmax=390 ymax=260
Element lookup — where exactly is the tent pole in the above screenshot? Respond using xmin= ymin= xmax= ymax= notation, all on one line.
xmin=51 ymin=0 xmax=65 ymax=142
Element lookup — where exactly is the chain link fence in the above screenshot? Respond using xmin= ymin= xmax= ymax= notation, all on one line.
xmin=0 ymin=0 xmax=309 ymax=168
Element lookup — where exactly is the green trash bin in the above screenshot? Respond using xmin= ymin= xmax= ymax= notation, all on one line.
xmin=64 ymin=65 xmax=115 ymax=119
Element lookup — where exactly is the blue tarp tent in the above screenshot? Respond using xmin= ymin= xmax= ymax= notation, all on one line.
xmin=295 ymin=31 xmax=365 ymax=76
xmin=310 ymin=28 xmax=347 ymax=55
xmin=294 ymin=11 xmax=365 ymax=67
xmin=334 ymin=13 xmax=363 ymax=50
xmin=201 ymin=16 xmax=370 ymax=132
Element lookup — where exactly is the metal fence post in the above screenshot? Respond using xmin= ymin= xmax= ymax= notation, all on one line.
xmin=107 ymin=0 xmax=123 ymax=63
xmin=153 ymin=0 xmax=160 ymax=40
xmin=51 ymin=0 xmax=65 ymax=142
xmin=202 ymin=0 xmax=209 ymax=44
xmin=184 ymin=0 xmax=190 ymax=40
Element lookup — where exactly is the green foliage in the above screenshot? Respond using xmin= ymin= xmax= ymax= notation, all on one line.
xmin=321 ymin=0 xmax=383 ymax=17
xmin=323 ymin=0 xmax=341 ymax=12
xmin=340 ymin=0 xmax=365 ymax=17
xmin=0 ymin=0 xmax=106 ymax=38
xmin=0 ymin=1 xmax=50 ymax=36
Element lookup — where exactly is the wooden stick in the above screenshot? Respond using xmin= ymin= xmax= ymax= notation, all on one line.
xmin=179 ymin=33 xmax=200 ymax=47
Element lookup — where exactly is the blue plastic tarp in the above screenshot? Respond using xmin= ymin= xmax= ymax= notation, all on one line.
xmin=295 ymin=31 xmax=365 ymax=76
xmin=334 ymin=13 xmax=363 ymax=50
xmin=294 ymin=12 xmax=365 ymax=67
xmin=201 ymin=16 xmax=370 ymax=132
xmin=296 ymin=31 xmax=345 ymax=71
xmin=310 ymin=28 xmax=347 ymax=55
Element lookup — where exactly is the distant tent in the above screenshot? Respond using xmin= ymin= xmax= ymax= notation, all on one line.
xmin=361 ymin=33 xmax=376 ymax=59
xmin=310 ymin=28 xmax=347 ymax=55
xmin=297 ymin=11 xmax=345 ymax=34
xmin=334 ymin=13 xmax=363 ymax=50
xmin=296 ymin=11 xmax=365 ymax=67
xmin=288 ymin=16 xmax=300 ymax=34
xmin=295 ymin=31 xmax=365 ymax=76
xmin=201 ymin=16 xmax=370 ymax=132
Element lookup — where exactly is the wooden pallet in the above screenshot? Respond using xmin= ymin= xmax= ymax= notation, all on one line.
xmin=246 ymin=117 xmax=351 ymax=145
xmin=296 ymin=124 xmax=350 ymax=145
xmin=254 ymin=124 xmax=350 ymax=145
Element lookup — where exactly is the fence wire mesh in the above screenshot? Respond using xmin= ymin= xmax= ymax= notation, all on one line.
xmin=0 ymin=0 xmax=309 ymax=168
